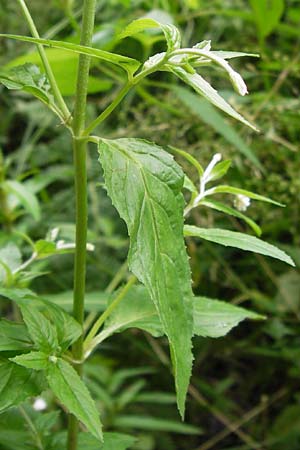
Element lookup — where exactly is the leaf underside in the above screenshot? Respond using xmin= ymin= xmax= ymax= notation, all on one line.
xmin=98 ymin=138 xmax=194 ymax=417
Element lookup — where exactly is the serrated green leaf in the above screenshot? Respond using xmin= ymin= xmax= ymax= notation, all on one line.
xmin=46 ymin=358 xmax=103 ymax=441
xmin=173 ymin=87 xmax=261 ymax=167
xmin=10 ymin=351 xmax=48 ymax=370
xmin=184 ymin=226 xmax=295 ymax=266
xmin=3 ymin=179 xmax=41 ymax=220
xmin=0 ymin=320 xmax=32 ymax=352
xmin=193 ymin=297 xmax=264 ymax=338
xmin=201 ymin=199 xmax=262 ymax=236
xmin=0 ymin=63 xmax=53 ymax=106
xmin=207 ymin=185 xmax=284 ymax=206
xmin=18 ymin=304 xmax=58 ymax=353
xmin=0 ymin=34 xmax=140 ymax=76
xmin=0 ymin=288 xmax=82 ymax=351
xmin=98 ymin=138 xmax=194 ymax=417
xmin=169 ymin=66 xmax=258 ymax=131
xmin=0 ymin=361 xmax=44 ymax=413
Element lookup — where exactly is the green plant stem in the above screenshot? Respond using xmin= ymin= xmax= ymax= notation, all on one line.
xmin=83 ymin=82 xmax=132 ymax=135
xmin=84 ymin=275 xmax=137 ymax=356
xmin=68 ymin=0 xmax=97 ymax=449
xmin=17 ymin=0 xmax=70 ymax=121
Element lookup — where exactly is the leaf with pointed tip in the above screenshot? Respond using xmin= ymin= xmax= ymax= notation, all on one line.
xmin=0 ymin=361 xmax=44 ymax=413
xmin=10 ymin=351 xmax=48 ymax=370
xmin=0 ymin=34 xmax=140 ymax=76
xmin=193 ymin=297 xmax=264 ymax=337
xmin=200 ymin=199 xmax=262 ymax=236
xmin=173 ymin=87 xmax=261 ymax=167
xmin=0 ymin=288 xmax=82 ymax=351
xmin=206 ymin=185 xmax=284 ymax=206
xmin=47 ymin=358 xmax=103 ymax=441
xmin=169 ymin=66 xmax=257 ymax=131
xmin=184 ymin=226 xmax=295 ymax=266
xmin=98 ymin=138 xmax=194 ymax=417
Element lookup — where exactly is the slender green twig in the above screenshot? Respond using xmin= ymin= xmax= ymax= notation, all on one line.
xmin=83 ymin=82 xmax=132 ymax=135
xmin=84 ymin=275 xmax=137 ymax=356
xmin=68 ymin=1 xmax=97 ymax=449
xmin=17 ymin=0 xmax=70 ymax=121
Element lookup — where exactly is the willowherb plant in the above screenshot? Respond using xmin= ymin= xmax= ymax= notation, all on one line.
xmin=0 ymin=2 xmax=294 ymax=450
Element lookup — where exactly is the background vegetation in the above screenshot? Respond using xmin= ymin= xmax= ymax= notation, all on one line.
xmin=0 ymin=1 xmax=299 ymax=449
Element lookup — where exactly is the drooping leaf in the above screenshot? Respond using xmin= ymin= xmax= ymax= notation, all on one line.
xmin=0 ymin=34 xmax=140 ymax=76
xmin=10 ymin=351 xmax=49 ymax=370
xmin=3 ymin=179 xmax=41 ymax=220
xmin=0 ymin=63 xmax=53 ymax=106
xmin=171 ymin=87 xmax=261 ymax=167
xmin=0 ymin=319 xmax=32 ymax=352
xmin=201 ymin=199 xmax=262 ymax=236
xmin=0 ymin=288 xmax=82 ymax=351
xmin=98 ymin=138 xmax=194 ymax=417
xmin=46 ymin=358 xmax=103 ymax=441
xmin=184 ymin=226 xmax=295 ymax=266
xmin=0 ymin=361 xmax=44 ymax=413
xmin=193 ymin=297 xmax=264 ymax=338
xmin=169 ymin=66 xmax=258 ymax=131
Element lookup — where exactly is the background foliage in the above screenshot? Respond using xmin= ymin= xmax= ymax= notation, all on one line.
xmin=0 ymin=0 xmax=299 ymax=449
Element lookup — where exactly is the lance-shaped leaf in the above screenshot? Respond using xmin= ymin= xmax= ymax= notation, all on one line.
xmin=184 ymin=226 xmax=295 ymax=266
xmin=47 ymin=358 xmax=103 ymax=441
xmin=94 ymin=285 xmax=263 ymax=342
xmin=169 ymin=66 xmax=257 ymax=131
xmin=0 ymin=34 xmax=140 ymax=77
xmin=193 ymin=297 xmax=264 ymax=337
xmin=98 ymin=138 xmax=194 ymax=417
xmin=0 ymin=288 xmax=82 ymax=351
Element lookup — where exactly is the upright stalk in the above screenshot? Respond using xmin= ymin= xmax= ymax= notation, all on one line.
xmin=68 ymin=1 xmax=97 ymax=449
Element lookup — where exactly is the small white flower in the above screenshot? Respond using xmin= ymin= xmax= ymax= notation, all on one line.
xmin=86 ymin=243 xmax=95 ymax=252
xmin=234 ymin=194 xmax=251 ymax=211
xmin=33 ymin=397 xmax=47 ymax=411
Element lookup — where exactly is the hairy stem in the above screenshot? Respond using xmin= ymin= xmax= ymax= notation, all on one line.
xmin=68 ymin=0 xmax=97 ymax=449
xmin=17 ymin=0 xmax=70 ymax=120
